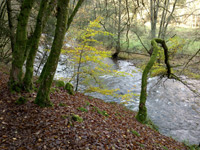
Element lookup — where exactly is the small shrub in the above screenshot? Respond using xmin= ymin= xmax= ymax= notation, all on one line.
xmin=15 ymin=97 xmax=28 ymax=105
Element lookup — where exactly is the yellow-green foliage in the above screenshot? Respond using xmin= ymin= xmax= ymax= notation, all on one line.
xmin=167 ymin=36 xmax=185 ymax=57
xmin=157 ymin=36 xmax=185 ymax=61
xmin=150 ymin=65 xmax=167 ymax=77
xmin=151 ymin=36 xmax=185 ymax=77
xmin=61 ymin=17 xmax=138 ymax=103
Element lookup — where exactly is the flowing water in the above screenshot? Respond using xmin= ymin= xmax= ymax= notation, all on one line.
xmin=36 ymin=55 xmax=200 ymax=145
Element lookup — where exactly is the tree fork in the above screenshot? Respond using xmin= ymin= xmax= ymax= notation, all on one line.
xmin=136 ymin=38 xmax=171 ymax=123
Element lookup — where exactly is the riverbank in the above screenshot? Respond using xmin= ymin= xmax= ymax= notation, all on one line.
xmin=0 ymin=64 xmax=192 ymax=149
xmin=118 ymin=52 xmax=200 ymax=79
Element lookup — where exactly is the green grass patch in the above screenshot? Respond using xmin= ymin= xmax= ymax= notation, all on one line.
xmin=93 ymin=106 xmax=109 ymax=117
xmin=131 ymin=129 xmax=140 ymax=137
xmin=85 ymin=101 xmax=90 ymax=106
xmin=78 ymin=107 xmax=88 ymax=112
xmin=183 ymin=141 xmax=200 ymax=150
xmin=145 ymin=118 xmax=159 ymax=131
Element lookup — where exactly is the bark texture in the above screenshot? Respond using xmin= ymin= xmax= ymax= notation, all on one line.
xmin=34 ymin=0 xmax=70 ymax=107
xmin=23 ymin=0 xmax=49 ymax=91
xmin=38 ymin=0 xmax=84 ymax=82
xmin=136 ymin=38 xmax=171 ymax=123
xmin=9 ymin=0 xmax=35 ymax=91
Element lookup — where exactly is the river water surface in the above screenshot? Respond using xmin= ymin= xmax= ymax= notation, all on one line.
xmin=36 ymin=56 xmax=200 ymax=145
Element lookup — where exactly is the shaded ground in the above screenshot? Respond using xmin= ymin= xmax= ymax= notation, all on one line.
xmin=0 ymin=64 xmax=189 ymax=150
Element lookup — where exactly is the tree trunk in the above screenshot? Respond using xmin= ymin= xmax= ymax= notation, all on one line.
xmin=38 ymin=0 xmax=84 ymax=83
xmin=23 ymin=0 xmax=49 ymax=91
xmin=34 ymin=0 xmax=70 ymax=107
xmin=136 ymin=38 xmax=171 ymax=123
xmin=8 ymin=0 xmax=35 ymax=91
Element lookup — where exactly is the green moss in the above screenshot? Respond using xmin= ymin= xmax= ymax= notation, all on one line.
xmin=65 ymin=82 xmax=74 ymax=95
xmin=131 ymin=129 xmax=140 ymax=137
xmin=50 ymin=87 xmax=59 ymax=93
xmin=71 ymin=114 xmax=83 ymax=122
xmin=15 ymin=97 xmax=28 ymax=105
xmin=55 ymin=80 xmax=65 ymax=88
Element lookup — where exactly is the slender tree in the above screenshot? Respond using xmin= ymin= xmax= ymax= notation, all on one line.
xmin=38 ymin=0 xmax=85 ymax=82
xmin=35 ymin=0 xmax=84 ymax=107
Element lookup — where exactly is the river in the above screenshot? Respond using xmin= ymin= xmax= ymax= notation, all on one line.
xmin=35 ymin=55 xmax=200 ymax=145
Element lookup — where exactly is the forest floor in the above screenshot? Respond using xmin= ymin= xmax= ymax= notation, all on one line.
xmin=0 ymin=64 xmax=193 ymax=149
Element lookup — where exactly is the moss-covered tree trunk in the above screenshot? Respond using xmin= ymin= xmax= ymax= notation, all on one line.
xmin=23 ymin=0 xmax=49 ymax=91
xmin=136 ymin=38 xmax=171 ymax=123
xmin=38 ymin=0 xmax=85 ymax=83
xmin=9 ymin=0 xmax=35 ymax=91
xmin=34 ymin=0 xmax=70 ymax=107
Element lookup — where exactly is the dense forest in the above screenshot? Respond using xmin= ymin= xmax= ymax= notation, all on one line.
xmin=0 ymin=0 xmax=200 ymax=149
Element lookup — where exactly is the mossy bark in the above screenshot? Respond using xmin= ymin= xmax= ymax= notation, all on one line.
xmin=34 ymin=0 xmax=70 ymax=107
xmin=38 ymin=0 xmax=84 ymax=83
xmin=23 ymin=0 xmax=49 ymax=91
xmin=9 ymin=0 xmax=35 ymax=91
xmin=136 ymin=38 xmax=171 ymax=123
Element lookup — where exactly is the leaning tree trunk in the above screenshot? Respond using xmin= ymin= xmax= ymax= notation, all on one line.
xmin=8 ymin=0 xmax=35 ymax=91
xmin=34 ymin=0 xmax=70 ymax=107
xmin=23 ymin=0 xmax=49 ymax=91
xmin=136 ymin=38 xmax=171 ymax=123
